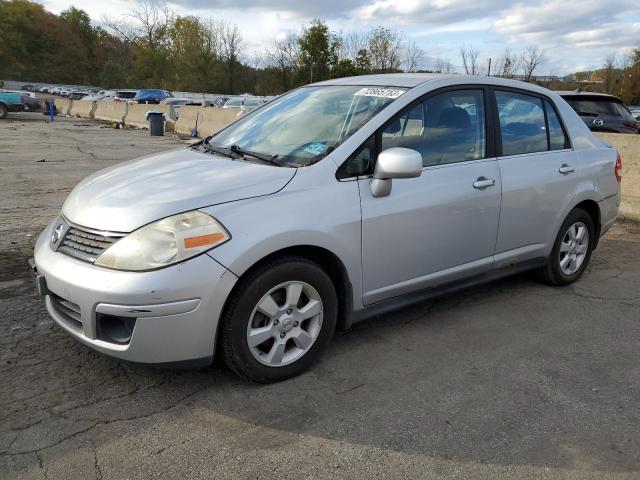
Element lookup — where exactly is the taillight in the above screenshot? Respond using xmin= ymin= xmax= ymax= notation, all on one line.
xmin=615 ymin=151 xmax=622 ymax=183
xmin=622 ymin=121 xmax=640 ymax=130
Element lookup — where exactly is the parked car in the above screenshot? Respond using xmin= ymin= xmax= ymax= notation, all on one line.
xmin=160 ymin=98 xmax=190 ymax=118
xmin=69 ymin=90 xmax=90 ymax=100
xmin=222 ymin=98 xmax=244 ymax=109
xmin=558 ymin=91 xmax=640 ymax=134
xmin=112 ymin=90 xmax=138 ymax=102
xmin=21 ymin=95 xmax=41 ymax=112
xmin=31 ymin=75 xmax=621 ymax=383
xmin=0 ymin=91 xmax=27 ymax=118
xmin=81 ymin=91 xmax=113 ymax=101
xmin=212 ymin=96 xmax=229 ymax=108
xmin=161 ymin=98 xmax=189 ymax=106
xmin=20 ymin=84 xmax=35 ymax=91
xmin=242 ymin=98 xmax=266 ymax=112
xmin=630 ymin=106 xmax=640 ymax=121
xmin=134 ymin=89 xmax=173 ymax=104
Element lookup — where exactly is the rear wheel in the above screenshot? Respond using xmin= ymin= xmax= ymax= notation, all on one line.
xmin=539 ymin=208 xmax=595 ymax=286
xmin=221 ymin=255 xmax=337 ymax=383
xmin=0 ymin=103 xmax=7 ymax=119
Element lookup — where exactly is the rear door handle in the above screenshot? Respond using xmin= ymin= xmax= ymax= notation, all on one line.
xmin=473 ymin=177 xmax=496 ymax=189
xmin=559 ymin=164 xmax=575 ymax=174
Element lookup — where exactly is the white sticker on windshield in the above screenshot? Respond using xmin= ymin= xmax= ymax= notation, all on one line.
xmin=354 ymin=87 xmax=405 ymax=99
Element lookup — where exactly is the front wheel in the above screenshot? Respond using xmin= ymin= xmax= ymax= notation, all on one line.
xmin=0 ymin=104 xmax=7 ymax=119
xmin=220 ymin=256 xmax=338 ymax=383
xmin=538 ymin=208 xmax=595 ymax=286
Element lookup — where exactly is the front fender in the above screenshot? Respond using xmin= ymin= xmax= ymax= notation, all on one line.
xmin=201 ymin=178 xmax=364 ymax=310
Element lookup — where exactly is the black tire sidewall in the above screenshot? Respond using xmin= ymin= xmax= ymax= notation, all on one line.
xmin=222 ymin=258 xmax=338 ymax=383
xmin=0 ymin=104 xmax=7 ymax=119
xmin=550 ymin=208 xmax=595 ymax=284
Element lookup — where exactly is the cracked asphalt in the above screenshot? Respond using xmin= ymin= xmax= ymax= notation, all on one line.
xmin=1 ymin=113 xmax=640 ymax=479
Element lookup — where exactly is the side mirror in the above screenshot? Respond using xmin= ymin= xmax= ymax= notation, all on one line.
xmin=370 ymin=147 xmax=422 ymax=197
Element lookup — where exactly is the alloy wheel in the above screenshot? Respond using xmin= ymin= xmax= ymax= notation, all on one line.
xmin=246 ymin=281 xmax=323 ymax=367
xmin=559 ymin=221 xmax=589 ymax=276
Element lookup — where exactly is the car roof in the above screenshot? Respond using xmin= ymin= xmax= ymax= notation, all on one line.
xmin=310 ymin=73 xmax=563 ymax=97
xmin=311 ymin=73 xmax=453 ymax=88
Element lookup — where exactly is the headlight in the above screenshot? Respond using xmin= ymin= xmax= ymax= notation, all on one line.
xmin=94 ymin=211 xmax=229 ymax=271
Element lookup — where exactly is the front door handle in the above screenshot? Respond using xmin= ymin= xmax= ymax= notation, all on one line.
xmin=559 ymin=164 xmax=575 ymax=174
xmin=473 ymin=177 xmax=496 ymax=189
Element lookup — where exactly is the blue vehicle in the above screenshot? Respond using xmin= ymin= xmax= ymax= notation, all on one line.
xmin=133 ymin=89 xmax=173 ymax=104
xmin=0 ymin=91 xmax=27 ymax=119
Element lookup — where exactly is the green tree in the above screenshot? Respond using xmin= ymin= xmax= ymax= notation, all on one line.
xmin=620 ymin=48 xmax=640 ymax=105
xmin=368 ymin=26 xmax=403 ymax=72
xmin=331 ymin=59 xmax=359 ymax=78
xmin=0 ymin=0 xmax=90 ymax=83
xmin=298 ymin=19 xmax=340 ymax=83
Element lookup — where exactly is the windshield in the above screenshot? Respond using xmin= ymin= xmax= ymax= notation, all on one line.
xmin=208 ymin=85 xmax=406 ymax=166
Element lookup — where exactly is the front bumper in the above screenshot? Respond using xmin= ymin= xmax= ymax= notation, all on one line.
xmin=33 ymin=222 xmax=238 ymax=364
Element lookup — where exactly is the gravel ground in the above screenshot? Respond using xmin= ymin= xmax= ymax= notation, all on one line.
xmin=1 ymin=112 xmax=639 ymax=479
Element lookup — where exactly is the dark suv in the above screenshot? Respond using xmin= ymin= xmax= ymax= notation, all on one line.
xmin=558 ymin=91 xmax=640 ymax=134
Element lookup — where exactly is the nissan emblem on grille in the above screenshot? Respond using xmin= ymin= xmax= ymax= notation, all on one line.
xmin=50 ymin=218 xmax=69 ymax=249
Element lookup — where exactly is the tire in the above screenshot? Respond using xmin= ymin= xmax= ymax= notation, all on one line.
xmin=538 ymin=208 xmax=595 ymax=286
xmin=221 ymin=255 xmax=338 ymax=383
xmin=0 ymin=103 xmax=7 ymax=119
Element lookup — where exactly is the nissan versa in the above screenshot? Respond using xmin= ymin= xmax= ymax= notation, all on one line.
xmin=31 ymin=74 xmax=622 ymax=383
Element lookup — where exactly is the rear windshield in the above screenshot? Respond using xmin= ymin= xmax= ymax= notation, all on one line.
xmin=116 ymin=91 xmax=136 ymax=99
xmin=564 ymin=96 xmax=632 ymax=118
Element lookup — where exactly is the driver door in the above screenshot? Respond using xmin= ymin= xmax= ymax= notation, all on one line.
xmin=356 ymin=87 xmax=502 ymax=305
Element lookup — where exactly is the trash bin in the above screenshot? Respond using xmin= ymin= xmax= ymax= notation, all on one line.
xmin=147 ymin=112 xmax=165 ymax=136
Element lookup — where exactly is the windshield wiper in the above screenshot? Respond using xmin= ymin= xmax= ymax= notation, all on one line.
xmin=201 ymin=142 xmax=237 ymax=158
xmin=229 ymin=145 xmax=283 ymax=167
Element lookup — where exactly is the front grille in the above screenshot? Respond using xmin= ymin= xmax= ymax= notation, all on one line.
xmin=50 ymin=294 xmax=83 ymax=332
xmin=58 ymin=226 xmax=125 ymax=263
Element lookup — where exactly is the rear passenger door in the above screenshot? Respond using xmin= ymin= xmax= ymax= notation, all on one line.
xmin=358 ymin=87 xmax=502 ymax=305
xmin=492 ymin=89 xmax=578 ymax=265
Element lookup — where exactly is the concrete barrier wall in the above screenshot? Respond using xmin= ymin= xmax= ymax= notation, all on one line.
xmin=595 ymin=133 xmax=640 ymax=222
xmin=124 ymin=104 xmax=175 ymax=130
xmin=69 ymin=100 xmax=96 ymax=118
xmin=94 ymin=101 xmax=127 ymax=124
xmin=198 ymin=108 xmax=241 ymax=137
xmin=175 ymin=106 xmax=205 ymax=136
xmin=53 ymin=98 xmax=72 ymax=115
xmin=175 ymin=106 xmax=240 ymax=138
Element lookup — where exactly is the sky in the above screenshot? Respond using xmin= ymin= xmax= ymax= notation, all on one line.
xmin=38 ymin=0 xmax=640 ymax=75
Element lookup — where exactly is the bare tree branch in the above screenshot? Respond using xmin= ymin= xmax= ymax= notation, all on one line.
xmin=521 ymin=46 xmax=544 ymax=82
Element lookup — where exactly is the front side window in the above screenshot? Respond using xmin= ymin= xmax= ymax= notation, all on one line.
xmin=496 ymin=91 xmax=547 ymax=156
xmin=381 ymin=89 xmax=486 ymax=167
xmin=209 ymin=86 xmax=406 ymax=167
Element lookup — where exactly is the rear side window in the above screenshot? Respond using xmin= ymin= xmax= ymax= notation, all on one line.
xmin=545 ymin=100 xmax=569 ymax=150
xmin=496 ymin=91 xmax=547 ymax=156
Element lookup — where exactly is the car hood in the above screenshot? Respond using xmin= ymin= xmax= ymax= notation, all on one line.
xmin=62 ymin=147 xmax=296 ymax=232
